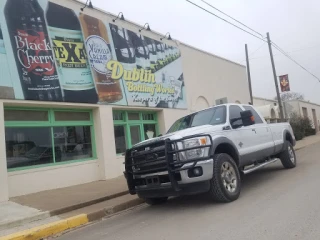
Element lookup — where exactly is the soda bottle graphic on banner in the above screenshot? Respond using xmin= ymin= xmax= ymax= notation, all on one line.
xmin=0 ymin=24 xmax=15 ymax=99
xmin=46 ymin=2 xmax=98 ymax=103
xmin=128 ymin=32 xmax=150 ymax=71
xmin=4 ymin=0 xmax=63 ymax=101
xmin=79 ymin=13 xmax=123 ymax=103
xmin=109 ymin=24 xmax=136 ymax=69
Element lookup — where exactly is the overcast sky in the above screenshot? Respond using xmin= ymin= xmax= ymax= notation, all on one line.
xmin=88 ymin=0 xmax=320 ymax=104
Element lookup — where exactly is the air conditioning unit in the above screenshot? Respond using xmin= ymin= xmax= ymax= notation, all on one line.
xmin=215 ymin=97 xmax=228 ymax=105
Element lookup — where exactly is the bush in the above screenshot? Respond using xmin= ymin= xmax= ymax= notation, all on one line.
xmin=289 ymin=112 xmax=316 ymax=140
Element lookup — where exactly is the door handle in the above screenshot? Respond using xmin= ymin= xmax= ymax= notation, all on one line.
xmin=252 ymin=129 xmax=256 ymax=133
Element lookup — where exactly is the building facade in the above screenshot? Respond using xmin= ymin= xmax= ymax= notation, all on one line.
xmin=0 ymin=0 xmax=250 ymax=202
xmin=253 ymin=97 xmax=280 ymax=123
xmin=253 ymin=97 xmax=320 ymax=131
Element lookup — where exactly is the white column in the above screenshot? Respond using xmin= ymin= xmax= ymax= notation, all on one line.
xmin=94 ymin=106 xmax=120 ymax=180
xmin=0 ymin=102 xmax=9 ymax=202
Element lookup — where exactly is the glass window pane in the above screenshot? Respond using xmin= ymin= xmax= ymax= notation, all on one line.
xmin=128 ymin=113 xmax=140 ymax=120
xmin=243 ymin=106 xmax=263 ymax=124
xmin=130 ymin=125 xmax=141 ymax=146
xmin=4 ymin=109 xmax=48 ymax=121
xmin=54 ymin=111 xmax=90 ymax=121
xmin=53 ymin=126 xmax=93 ymax=162
xmin=144 ymin=124 xmax=156 ymax=139
xmin=229 ymin=105 xmax=243 ymax=129
xmin=5 ymin=127 xmax=53 ymax=169
xmin=114 ymin=125 xmax=127 ymax=154
xmin=142 ymin=113 xmax=154 ymax=121
xmin=113 ymin=112 xmax=124 ymax=121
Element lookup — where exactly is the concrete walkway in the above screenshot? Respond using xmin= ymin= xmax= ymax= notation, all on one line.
xmin=0 ymin=176 xmax=128 ymax=237
xmin=10 ymin=176 xmax=127 ymax=214
xmin=294 ymin=133 xmax=320 ymax=151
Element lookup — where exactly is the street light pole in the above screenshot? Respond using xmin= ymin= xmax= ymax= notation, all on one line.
xmin=266 ymin=32 xmax=284 ymax=121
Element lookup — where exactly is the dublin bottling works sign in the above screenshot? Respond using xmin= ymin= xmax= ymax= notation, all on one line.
xmin=0 ymin=0 xmax=186 ymax=109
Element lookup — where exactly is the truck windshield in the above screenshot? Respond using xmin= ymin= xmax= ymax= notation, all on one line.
xmin=167 ymin=105 xmax=226 ymax=133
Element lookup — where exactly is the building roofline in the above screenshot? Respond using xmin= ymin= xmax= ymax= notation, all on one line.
xmin=70 ymin=0 xmax=245 ymax=68
xmin=285 ymin=99 xmax=320 ymax=107
xmin=253 ymin=96 xmax=277 ymax=102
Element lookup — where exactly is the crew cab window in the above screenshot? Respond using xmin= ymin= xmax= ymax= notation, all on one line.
xmin=167 ymin=106 xmax=226 ymax=133
xmin=243 ymin=106 xmax=264 ymax=124
xmin=191 ymin=106 xmax=226 ymax=127
xmin=229 ymin=105 xmax=243 ymax=129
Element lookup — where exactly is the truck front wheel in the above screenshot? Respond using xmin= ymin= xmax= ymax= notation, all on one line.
xmin=208 ymin=153 xmax=241 ymax=203
xmin=144 ymin=197 xmax=168 ymax=205
xmin=279 ymin=141 xmax=296 ymax=169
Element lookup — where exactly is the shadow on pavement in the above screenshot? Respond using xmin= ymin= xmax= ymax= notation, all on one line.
xmin=137 ymin=163 xmax=288 ymax=212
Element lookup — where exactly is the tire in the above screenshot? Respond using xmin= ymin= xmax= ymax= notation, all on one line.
xmin=279 ymin=141 xmax=296 ymax=169
xmin=144 ymin=197 xmax=168 ymax=206
xmin=208 ymin=153 xmax=241 ymax=203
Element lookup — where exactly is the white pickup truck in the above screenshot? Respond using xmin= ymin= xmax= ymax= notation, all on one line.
xmin=124 ymin=104 xmax=297 ymax=205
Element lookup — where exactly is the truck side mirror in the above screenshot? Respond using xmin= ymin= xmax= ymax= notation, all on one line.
xmin=241 ymin=110 xmax=255 ymax=126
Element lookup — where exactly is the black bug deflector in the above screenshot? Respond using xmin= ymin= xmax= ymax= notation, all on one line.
xmin=124 ymin=134 xmax=213 ymax=194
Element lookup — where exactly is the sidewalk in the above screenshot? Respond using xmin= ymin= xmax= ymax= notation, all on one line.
xmin=1 ymin=133 xmax=320 ymax=240
xmin=10 ymin=176 xmax=128 ymax=215
xmin=0 ymin=176 xmax=133 ymax=238
xmin=294 ymin=133 xmax=320 ymax=151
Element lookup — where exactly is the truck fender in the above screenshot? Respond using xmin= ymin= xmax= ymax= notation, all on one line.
xmin=210 ymin=136 xmax=240 ymax=167
xmin=282 ymin=130 xmax=295 ymax=151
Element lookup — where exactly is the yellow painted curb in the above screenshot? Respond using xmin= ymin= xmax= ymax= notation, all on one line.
xmin=0 ymin=214 xmax=88 ymax=240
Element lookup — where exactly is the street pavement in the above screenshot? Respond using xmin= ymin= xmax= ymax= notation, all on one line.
xmin=54 ymin=141 xmax=320 ymax=240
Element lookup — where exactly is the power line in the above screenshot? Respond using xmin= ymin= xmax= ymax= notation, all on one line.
xmin=239 ymin=42 xmax=266 ymax=63
xmin=185 ymin=0 xmax=266 ymax=42
xmin=249 ymin=42 xmax=266 ymax=57
xmin=201 ymin=0 xmax=264 ymax=38
xmin=186 ymin=0 xmax=320 ymax=83
xmin=271 ymin=42 xmax=320 ymax=82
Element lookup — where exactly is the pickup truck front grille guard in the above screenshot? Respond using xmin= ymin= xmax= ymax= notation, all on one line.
xmin=124 ymin=134 xmax=213 ymax=193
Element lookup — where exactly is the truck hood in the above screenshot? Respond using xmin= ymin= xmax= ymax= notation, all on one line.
xmin=133 ymin=124 xmax=224 ymax=148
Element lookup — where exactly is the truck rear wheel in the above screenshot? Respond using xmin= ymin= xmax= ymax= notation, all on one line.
xmin=208 ymin=153 xmax=241 ymax=203
xmin=144 ymin=197 xmax=168 ymax=205
xmin=279 ymin=141 xmax=296 ymax=169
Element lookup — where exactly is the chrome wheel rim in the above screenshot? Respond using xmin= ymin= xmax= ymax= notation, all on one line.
xmin=288 ymin=146 xmax=295 ymax=163
xmin=221 ymin=162 xmax=237 ymax=193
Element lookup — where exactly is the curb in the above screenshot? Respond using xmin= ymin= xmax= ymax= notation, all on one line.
xmin=0 ymin=197 xmax=144 ymax=240
xmin=49 ymin=190 xmax=129 ymax=216
xmin=0 ymin=212 xmax=50 ymax=232
xmin=87 ymin=197 xmax=145 ymax=222
xmin=0 ymin=214 xmax=88 ymax=240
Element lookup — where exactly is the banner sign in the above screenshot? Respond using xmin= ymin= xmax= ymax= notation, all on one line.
xmin=0 ymin=0 xmax=186 ymax=109
xmin=279 ymin=74 xmax=290 ymax=92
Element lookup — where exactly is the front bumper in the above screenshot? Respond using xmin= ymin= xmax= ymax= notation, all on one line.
xmin=124 ymin=134 xmax=213 ymax=198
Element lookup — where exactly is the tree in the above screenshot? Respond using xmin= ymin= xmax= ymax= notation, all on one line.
xmin=274 ymin=92 xmax=305 ymax=102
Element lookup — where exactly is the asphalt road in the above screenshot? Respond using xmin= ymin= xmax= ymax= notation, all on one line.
xmin=55 ymin=142 xmax=320 ymax=240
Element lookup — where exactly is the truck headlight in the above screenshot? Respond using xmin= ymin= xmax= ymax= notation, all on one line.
xmin=183 ymin=137 xmax=210 ymax=160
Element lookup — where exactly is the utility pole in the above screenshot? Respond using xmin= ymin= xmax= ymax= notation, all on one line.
xmin=266 ymin=32 xmax=284 ymax=121
xmin=245 ymin=44 xmax=253 ymax=105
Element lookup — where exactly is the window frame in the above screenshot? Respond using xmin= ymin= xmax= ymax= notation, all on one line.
xmin=113 ymin=111 xmax=159 ymax=155
xmin=4 ymin=107 xmax=97 ymax=172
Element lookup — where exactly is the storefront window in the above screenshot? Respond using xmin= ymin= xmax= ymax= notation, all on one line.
xmin=5 ymin=127 xmax=53 ymax=169
xmin=4 ymin=108 xmax=95 ymax=171
xmin=53 ymin=126 xmax=93 ymax=162
xmin=114 ymin=126 xmax=127 ymax=154
xmin=113 ymin=111 xmax=158 ymax=154
xmin=144 ymin=124 xmax=157 ymax=139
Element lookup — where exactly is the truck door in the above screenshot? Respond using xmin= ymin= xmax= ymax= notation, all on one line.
xmin=243 ymin=105 xmax=274 ymax=158
xmin=228 ymin=105 xmax=258 ymax=166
